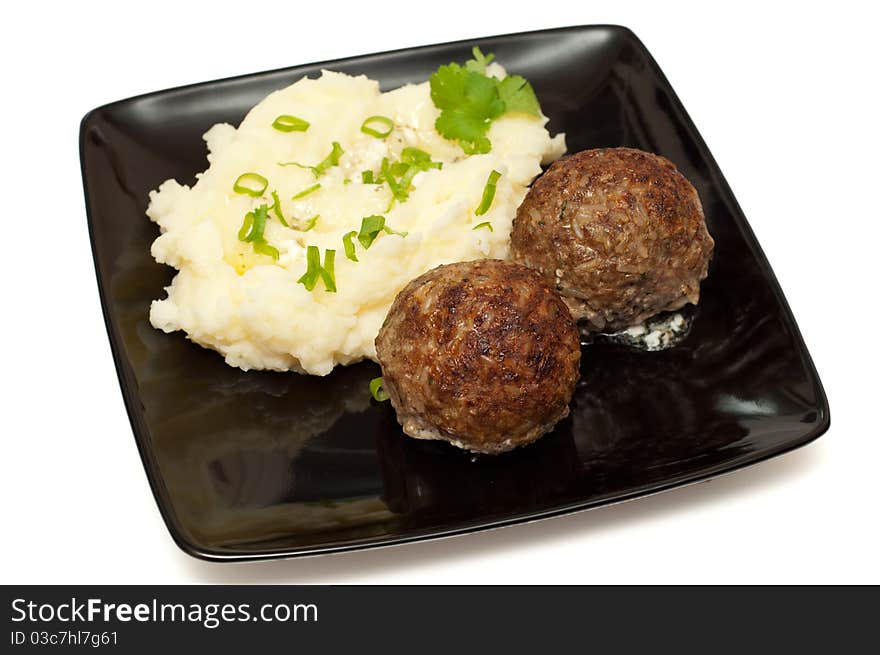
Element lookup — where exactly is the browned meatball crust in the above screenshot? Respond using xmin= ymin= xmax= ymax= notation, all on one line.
xmin=511 ymin=147 xmax=714 ymax=331
xmin=375 ymin=260 xmax=581 ymax=455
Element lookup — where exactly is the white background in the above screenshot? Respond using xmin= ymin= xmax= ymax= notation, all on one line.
xmin=2 ymin=1 xmax=877 ymax=584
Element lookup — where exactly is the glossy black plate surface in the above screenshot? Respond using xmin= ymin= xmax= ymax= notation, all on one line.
xmin=80 ymin=25 xmax=829 ymax=561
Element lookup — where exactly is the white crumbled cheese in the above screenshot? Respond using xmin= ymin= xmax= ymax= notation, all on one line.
xmin=625 ymin=324 xmax=647 ymax=338
xmin=644 ymin=331 xmax=662 ymax=350
xmin=606 ymin=311 xmax=689 ymax=351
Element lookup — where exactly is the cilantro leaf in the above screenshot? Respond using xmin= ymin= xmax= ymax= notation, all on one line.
xmin=430 ymin=63 xmax=468 ymax=110
xmin=459 ymin=137 xmax=492 ymax=155
xmin=462 ymin=71 xmax=505 ymax=118
xmin=430 ymin=66 xmax=504 ymax=154
xmin=497 ymin=75 xmax=541 ymax=117
xmin=436 ymin=109 xmax=491 ymax=143
xmin=429 ymin=49 xmax=544 ymax=154
xmin=465 ymin=46 xmax=495 ymax=74
xmin=435 ymin=114 xmax=492 ymax=154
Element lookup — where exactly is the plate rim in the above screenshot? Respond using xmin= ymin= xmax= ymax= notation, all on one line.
xmin=79 ymin=23 xmax=830 ymax=563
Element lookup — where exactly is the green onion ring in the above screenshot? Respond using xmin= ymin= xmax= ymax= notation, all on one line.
xmin=474 ymin=169 xmax=501 ymax=216
xmin=343 ymin=231 xmax=359 ymax=262
xmin=272 ymin=115 xmax=310 ymax=132
xmin=370 ymin=377 xmax=389 ymax=402
xmin=361 ymin=115 xmax=394 ymax=139
xmin=232 ymin=172 xmax=268 ymax=197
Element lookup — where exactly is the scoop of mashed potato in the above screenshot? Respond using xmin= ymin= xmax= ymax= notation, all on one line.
xmin=148 ymin=65 xmax=565 ymax=375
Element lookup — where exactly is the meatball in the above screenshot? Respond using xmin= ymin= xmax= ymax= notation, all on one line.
xmin=375 ymin=260 xmax=581 ymax=455
xmin=510 ymin=147 xmax=714 ymax=332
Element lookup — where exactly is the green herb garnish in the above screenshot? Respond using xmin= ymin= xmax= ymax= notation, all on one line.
xmin=268 ymin=189 xmax=318 ymax=231
xmin=497 ymin=75 xmax=541 ymax=116
xmin=237 ymin=211 xmax=254 ymax=241
xmin=473 ymin=221 xmax=493 ymax=231
xmin=360 ymin=149 xmax=442 ymax=203
xmin=237 ymin=204 xmax=280 ymax=260
xmin=342 ymin=231 xmax=358 ymax=262
xmin=370 ymin=377 xmax=389 ymax=402
xmin=277 ymin=161 xmax=314 ymax=172
xmin=252 ymin=241 xmax=280 ymax=260
xmin=292 ymin=183 xmax=321 ymax=200
xmin=270 ymin=191 xmax=289 ymax=227
xmin=272 ymin=115 xmax=310 ymax=132
xmin=360 ymin=115 xmax=394 ymax=139
xmin=401 ymin=147 xmax=443 ymax=170
xmin=379 ymin=157 xmax=416 ymax=203
xmin=429 ymin=47 xmax=541 ymax=154
xmin=278 ymin=142 xmax=344 ymax=178
xmin=379 ymin=158 xmax=405 ymax=202
xmin=301 ymin=215 xmax=319 ymax=231
xmin=464 ymin=46 xmax=494 ymax=74
xmin=313 ymin=142 xmax=344 ymax=177
xmin=357 ymin=215 xmax=386 ymax=249
xmin=297 ymin=246 xmax=336 ymax=292
xmin=232 ymin=172 xmax=268 ymax=197
xmin=356 ymin=214 xmax=406 ymax=250
xmin=475 ymin=169 xmax=501 ymax=216
xmin=320 ymin=249 xmax=336 ymax=292
xmin=240 ymin=204 xmax=270 ymax=242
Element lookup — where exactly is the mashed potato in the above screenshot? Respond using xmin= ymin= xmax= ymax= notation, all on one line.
xmin=148 ymin=65 xmax=565 ymax=375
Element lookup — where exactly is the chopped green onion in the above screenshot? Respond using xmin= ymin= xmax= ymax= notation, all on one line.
xmin=250 ymin=205 xmax=270 ymax=242
xmin=356 ymin=215 xmax=406 ymax=248
xmin=297 ymin=246 xmax=321 ymax=290
xmin=401 ymin=147 xmax=442 ymax=170
xmin=237 ymin=204 xmax=280 ymax=260
xmin=398 ymin=165 xmax=419 ymax=195
xmin=342 ymin=231 xmax=358 ymax=262
xmin=475 ymin=169 xmax=501 ymax=216
xmin=370 ymin=377 xmax=389 ymax=402
xmin=313 ymin=142 xmax=344 ymax=177
xmin=379 ymin=158 xmax=395 ymax=189
xmin=297 ymin=246 xmax=336 ymax=292
xmin=252 ymin=240 xmax=280 ymax=260
xmin=270 ymin=191 xmax=289 ymax=227
xmin=272 ymin=115 xmax=310 ymax=132
xmin=358 ymin=215 xmax=386 ymax=249
xmin=390 ymin=161 xmax=410 ymax=177
xmin=277 ymin=161 xmax=315 ymax=172
xmin=237 ymin=212 xmax=254 ymax=241
xmin=239 ymin=204 xmax=270 ymax=243
xmin=361 ymin=115 xmax=394 ymax=139
xmin=381 ymin=158 xmax=409 ymax=202
xmin=232 ymin=172 xmax=268 ymax=197
xmin=301 ymin=215 xmax=319 ymax=231
xmin=473 ymin=221 xmax=493 ymax=231
xmin=320 ymin=249 xmax=336 ymax=292
xmin=370 ymin=149 xmax=442 ymax=205
xmin=292 ymin=183 xmax=321 ymax=200
xmin=278 ymin=142 xmax=344 ymax=178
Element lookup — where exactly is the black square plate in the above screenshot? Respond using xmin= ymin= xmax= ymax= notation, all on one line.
xmin=81 ymin=25 xmax=829 ymax=561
